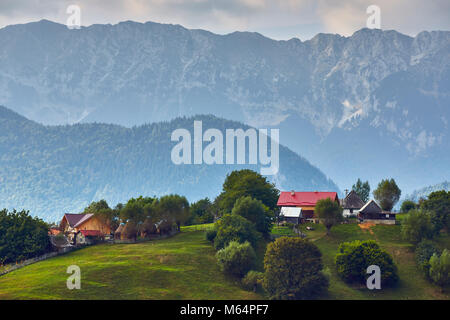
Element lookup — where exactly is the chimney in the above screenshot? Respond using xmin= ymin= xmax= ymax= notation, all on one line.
xmin=345 ymin=189 xmax=349 ymax=196
xmin=291 ymin=190 xmax=295 ymax=196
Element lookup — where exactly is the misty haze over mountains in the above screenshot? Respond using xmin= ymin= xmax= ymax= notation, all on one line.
xmin=0 ymin=19 xmax=449 ymax=196
xmin=0 ymin=106 xmax=339 ymax=221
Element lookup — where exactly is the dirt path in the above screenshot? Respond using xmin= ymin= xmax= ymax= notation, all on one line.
xmin=358 ymin=222 xmax=375 ymax=235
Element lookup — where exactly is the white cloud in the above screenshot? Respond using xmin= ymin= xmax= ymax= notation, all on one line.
xmin=0 ymin=0 xmax=448 ymax=39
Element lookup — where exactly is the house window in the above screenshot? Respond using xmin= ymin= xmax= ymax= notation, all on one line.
xmin=385 ymin=214 xmax=389 ymax=218
xmin=350 ymin=209 xmax=353 ymax=213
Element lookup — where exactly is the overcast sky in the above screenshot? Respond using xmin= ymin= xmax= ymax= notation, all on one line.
xmin=0 ymin=0 xmax=449 ymax=40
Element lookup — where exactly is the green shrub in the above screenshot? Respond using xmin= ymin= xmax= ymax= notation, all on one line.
xmin=335 ymin=240 xmax=398 ymax=287
xmin=415 ymin=240 xmax=440 ymax=275
xmin=205 ymin=229 xmax=217 ymax=242
xmin=242 ymin=270 xmax=264 ymax=292
xmin=213 ymin=214 xmax=261 ymax=250
xmin=232 ymin=196 xmax=272 ymax=236
xmin=263 ymin=237 xmax=328 ymax=300
xmin=429 ymin=249 xmax=450 ymax=290
xmin=401 ymin=210 xmax=435 ymax=244
xmin=216 ymin=241 xmax=256 ymax=278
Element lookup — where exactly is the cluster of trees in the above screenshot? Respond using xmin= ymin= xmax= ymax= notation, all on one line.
xmin=0 ymin=209 xmax=51 ymax=264
xmin=83 ymin=195 xmax=190 ymax=239
xmin=209 ymin=170 xmax=278 ymax=249
xmin=400 ymin=190 xmax=450 ymax=291
xmin=205 ymin=170 xmax=277 ymax=290
xmin=207 ymin=170 xmax=329 ymax=299
xmin=353 ymin=178 xmax=402 ymax=212
xmin=84 ymin=195 xmax=218 ymax=240
xmin=185 ymin=198 xmax=215 ymax=226
xmin=401 ymin=191 xmax=450 ymax=244
xmin=352 ymin=179 xmax=370 ymax=203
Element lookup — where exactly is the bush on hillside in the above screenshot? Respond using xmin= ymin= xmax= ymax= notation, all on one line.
xmin=401 ymin=210 xmax=435 ymax=244
xmin=232 ymin=196 xmax=273 ymax=236
xmin=263 ymin=237 xmax=329 ymax=300
xmin=429 ymin=249 xmax=450 ymax=290
xmin=415 ymin=240 xmax=440 ymax=275
xmin=335 ymin=240 xmax=398 ymax=287
xmin=242 ymin=270 xmax=264 ymax=292
xmin=213 ymin=214 xmax=261 ymax=250
xmin=216 ymin=241 xmax=256 ymax=278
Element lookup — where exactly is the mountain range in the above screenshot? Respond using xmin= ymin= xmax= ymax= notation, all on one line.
xmin=0 ymin=106 xmax=338 ymax=221
xmin=0 ymin=19 xmax=448 ymax=195
xmin=402 ymin=181 xmax=450 ymax=203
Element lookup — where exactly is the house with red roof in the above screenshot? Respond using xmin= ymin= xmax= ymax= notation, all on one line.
xmin=75 ymin=229 xmax=104 ymax=245
xmin=277 ymin=191 xmax=339 ymax=222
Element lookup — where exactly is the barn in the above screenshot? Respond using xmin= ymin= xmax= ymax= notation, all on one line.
xmin=277 ymin=191 xmax=339 ymax=223
xmin=358 ymin=200 xmax=396 ymax=225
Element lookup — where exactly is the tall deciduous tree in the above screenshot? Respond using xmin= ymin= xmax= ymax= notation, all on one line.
xmin=83 ymin=200 xmax=120 ymax=231
xmin=315 ymin=198 xmax=343 ymax=235
xmin=187 ymin=198 xmax=214 ymax=225
xmin=158 ymin=195 xmax=190 ymax=231
xmin=420 ymin=190 xmax=450 ymax=233
xmin=217 ymin=170 xmax=279 ymax=215
xmin=373 ymin=178 xmax=401 ymax=211
xmin=352 ymin=179 xmax=370 ymax=202
xmin=83 ymin=200 xmax=110 ymax=213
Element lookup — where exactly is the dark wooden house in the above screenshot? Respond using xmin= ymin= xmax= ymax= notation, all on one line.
xmin=341 ymin=190 xmax=365 ymax=217
xmin=358 ymin=200 xmax=396 ymax=225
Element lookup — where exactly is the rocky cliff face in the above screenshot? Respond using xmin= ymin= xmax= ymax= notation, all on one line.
xmin=0 ymin=20 xmax=448 ymax=192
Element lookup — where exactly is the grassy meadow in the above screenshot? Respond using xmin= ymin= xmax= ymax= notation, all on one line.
xmin=0 ymin=222 xmax=448 ymax=300
xmin=0 ymin=230 xmax=261 ymax=300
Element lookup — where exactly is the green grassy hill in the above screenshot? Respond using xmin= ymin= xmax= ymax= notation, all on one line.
xmin=0 ymin=229 xmax=261 ymax=300
xmin=0 ymin=223 xmax=448 ymax=300
xmin=297 ymin=222 xmax=450 ymax=300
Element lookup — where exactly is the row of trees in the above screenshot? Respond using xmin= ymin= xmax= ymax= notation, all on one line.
xmin=83 ymin=195 xmax=193 ymax=239
xmin=401 ymin=191 xmax=450 ymax=234
xmin=353 ymin=178 xmax=401 ymax=211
